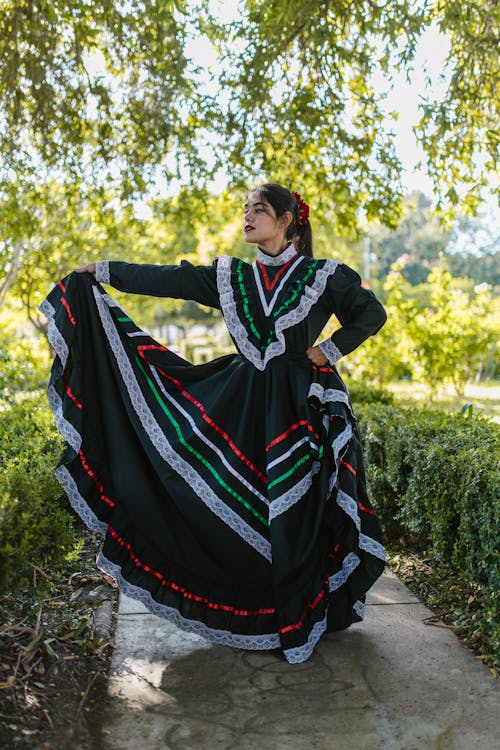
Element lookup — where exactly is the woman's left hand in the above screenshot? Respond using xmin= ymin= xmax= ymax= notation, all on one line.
xmin=306 ymin=346 xmax=329 ymax=366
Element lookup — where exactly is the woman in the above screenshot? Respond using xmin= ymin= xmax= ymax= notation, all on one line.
xmin=41 ymin=183 xmax=387 ymax=664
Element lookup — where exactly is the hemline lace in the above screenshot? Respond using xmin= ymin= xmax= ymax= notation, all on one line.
xmin=98 ymin=554 xmax=281 ymax=651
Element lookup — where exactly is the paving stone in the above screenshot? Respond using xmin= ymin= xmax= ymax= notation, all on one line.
xmin=102 ymin=571 xmax=499 ymax=750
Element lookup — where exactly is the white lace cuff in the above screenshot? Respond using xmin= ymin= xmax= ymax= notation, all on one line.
xmin=95 ymin=260 xmax=110 ymax=284
xmin=318 ymin=339 xmax=343 ymax=364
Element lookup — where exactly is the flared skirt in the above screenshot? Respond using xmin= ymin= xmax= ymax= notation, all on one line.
xmin=40 ymin=272 xmax=385 ymax=663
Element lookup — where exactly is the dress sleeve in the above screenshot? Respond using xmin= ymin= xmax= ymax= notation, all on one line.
xmin=318 ymin=263 xmax=387 ymax=364
xmin=95 ymin=259 xmax=220 ymax=309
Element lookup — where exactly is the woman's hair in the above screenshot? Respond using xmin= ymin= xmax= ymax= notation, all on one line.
xmin=252 ymin=183 xmax=313 ymax=257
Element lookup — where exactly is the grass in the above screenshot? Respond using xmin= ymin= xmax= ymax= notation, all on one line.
xmin=388 ymin=380 xmax=500 ymax=422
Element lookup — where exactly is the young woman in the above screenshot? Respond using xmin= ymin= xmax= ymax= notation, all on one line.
xmin=41 ymin=183 xmax=387 ymax=664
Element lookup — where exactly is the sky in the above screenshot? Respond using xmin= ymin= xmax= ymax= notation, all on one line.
xmin=376 ymin=27 xmax=450 ymax=196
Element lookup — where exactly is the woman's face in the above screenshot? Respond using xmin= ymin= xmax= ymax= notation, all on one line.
xmin=243 ymin=191 xmax=291 ymax=247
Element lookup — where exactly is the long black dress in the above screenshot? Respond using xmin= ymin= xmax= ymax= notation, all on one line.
xmin=40 ymin=243 xmax=387 ymax=664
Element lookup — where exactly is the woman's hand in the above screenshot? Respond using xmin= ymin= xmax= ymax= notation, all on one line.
xmin=74 ymin=263 xmax=96 ymax=277
xmin=306 ymin=345 xmax=329 ymax=366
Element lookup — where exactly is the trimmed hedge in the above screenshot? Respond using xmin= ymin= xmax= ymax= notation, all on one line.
xmin=0 ymin=396 xmax=80 ymax=591
xmin=356 ymin=402 xmax=499 ymax=661
xmin=347 ymin=380 xmax=395 ymax=406
xmin=2 ymin=386 xmax=498 ymax=661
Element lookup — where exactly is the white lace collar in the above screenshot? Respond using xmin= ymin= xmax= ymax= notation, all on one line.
xmin=256 ymin=243 xmax=298 ymax=266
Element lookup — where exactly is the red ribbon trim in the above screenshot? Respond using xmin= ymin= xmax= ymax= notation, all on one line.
xmin=60 ymin=297 xmax=76 ymax=326
xmin=279 ymin=579 xmax=328 ymax=635
xmin=65 ymin=383 xmax=83 ymax=410
xmin=78 ymin=450 xmax=115 ymax=508
xmin=107 ymin=525 xmax=276 ymax=617
xmin=340 ymin=459 xmax=356 ymax=476
xmin=137 ymin=345 xmax=268 ymax=485
xmin=266 ymin=420 xmax=320 ymax=452
xmin=257 ymin=256 xmax=295 ymax=292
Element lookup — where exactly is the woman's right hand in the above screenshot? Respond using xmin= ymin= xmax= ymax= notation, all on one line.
xmin=74 ymin=263 xmax=96 ymax=277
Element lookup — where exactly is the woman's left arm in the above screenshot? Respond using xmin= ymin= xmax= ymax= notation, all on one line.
xmin=316 ymin=263 xmax=387 ymax=366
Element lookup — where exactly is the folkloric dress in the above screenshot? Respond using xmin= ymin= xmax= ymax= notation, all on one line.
xmin=40 ymin=243 xmax=387 ymax=664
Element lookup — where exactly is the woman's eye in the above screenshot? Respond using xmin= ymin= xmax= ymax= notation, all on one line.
xmin=243 ymin=205 xmax=266 ymax=215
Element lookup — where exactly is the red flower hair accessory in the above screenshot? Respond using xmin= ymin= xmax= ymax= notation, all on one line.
xmin=292 ymin=191 xmax=310 ymax=225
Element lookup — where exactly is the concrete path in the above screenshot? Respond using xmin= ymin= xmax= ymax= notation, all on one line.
xmin=101 ymin=571 xmax=499 ymax=750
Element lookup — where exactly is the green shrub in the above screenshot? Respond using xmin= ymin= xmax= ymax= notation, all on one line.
xmin=357 ymin=403 xmax=500 ymax=662
xmin=0 ymin=396 xmax=80 ymax=591
xmin=0 ymin=331 xmax=49 ymax=402
xmin=347 ymin=380 xmax=395 ymax=406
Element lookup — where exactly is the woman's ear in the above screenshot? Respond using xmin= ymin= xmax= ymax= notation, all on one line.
xmin=279 ymin=210 xmax=294 ymax=231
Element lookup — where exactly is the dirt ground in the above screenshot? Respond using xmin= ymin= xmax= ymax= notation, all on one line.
xmin=0 ymin=531 xmax=118 ymax=750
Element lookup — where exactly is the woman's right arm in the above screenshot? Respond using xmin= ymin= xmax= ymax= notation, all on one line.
xmin=75 ymin=260 xmax=220 ymax=309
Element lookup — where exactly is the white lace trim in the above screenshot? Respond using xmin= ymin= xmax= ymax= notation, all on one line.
xmin=359 ymin=534 xmax=386 ymax=561
xmin=48 ymin=385 xmax=82 ymax=452
xmin=93 ymin=286 xmax=272 ymax=562
xmin=55 ymin=465 xmax=108 ymax=535
xmin=269 ymin=393 xmax=353 ymax=522
xmin=335 ymin=490 xmax=386 ymax=561
xmin=256 ymin=244 xmax=297 ymax=266
xmin=283 ymin=612 xmax=328 ymax=664
xmin=268 ymin=462 xmax=321 ymax=522
xmin=306 ymin=381 xmax=357 ymax=496
xmin=95 ymin=260 xmax=110 ymax=284
xmin=337 ymin=488 xmax=361 ymax=531
xmin=307 ymin=382 xmax=353 ymax=417
xmin=98 ymin=553 xmax=281 ymax=650
xmin=101 ymin=292 xmax=120 ymax=307
xmin=353 ymin=599 xmax=365 ymax=618
xmin=217 ymin=256 xmax=340 ymax=371
xmin=40 ymin=298 xmax=69 ymax=368
xmin=146 ymin=360 xmax=269 ymax=508
xmin=328 ymin=552 xmax=361 ymax=592
xmin=328 ymin=423 xmax=353 ymax=494
xmin=318 ymin=339 xmax=343 ymax=364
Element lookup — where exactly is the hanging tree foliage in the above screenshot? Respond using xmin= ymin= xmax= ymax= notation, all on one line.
xmin=0 ymin=0 xmax=498 ymax=230
xmin=417 ymin=1 xmax=500 ymax=213
xmin=0 ymin=0 xmax=205 ymax=196
xmin=203 ymin=0 xmax=426 ymax=229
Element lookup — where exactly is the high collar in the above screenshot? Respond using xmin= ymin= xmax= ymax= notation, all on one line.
xmin=256 ymin=243 xmax=298 ymax=266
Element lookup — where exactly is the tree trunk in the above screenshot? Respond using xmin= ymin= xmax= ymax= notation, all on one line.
xmin=0 ymin=242 xmax=23 ymax=305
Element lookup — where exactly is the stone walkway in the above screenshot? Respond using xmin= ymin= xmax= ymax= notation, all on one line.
xmin=101 ymin=571 xmax=499 ymax=750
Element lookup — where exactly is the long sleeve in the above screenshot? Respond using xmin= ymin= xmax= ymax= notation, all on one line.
xmin=318 ymin=263 xmax=387 ymax=364
xmin=95 ymin=259 xmax=220 ymax=309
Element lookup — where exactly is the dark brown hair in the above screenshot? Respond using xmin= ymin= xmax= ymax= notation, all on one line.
xmin=252 ymin=183 xmax=313 ymax=257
